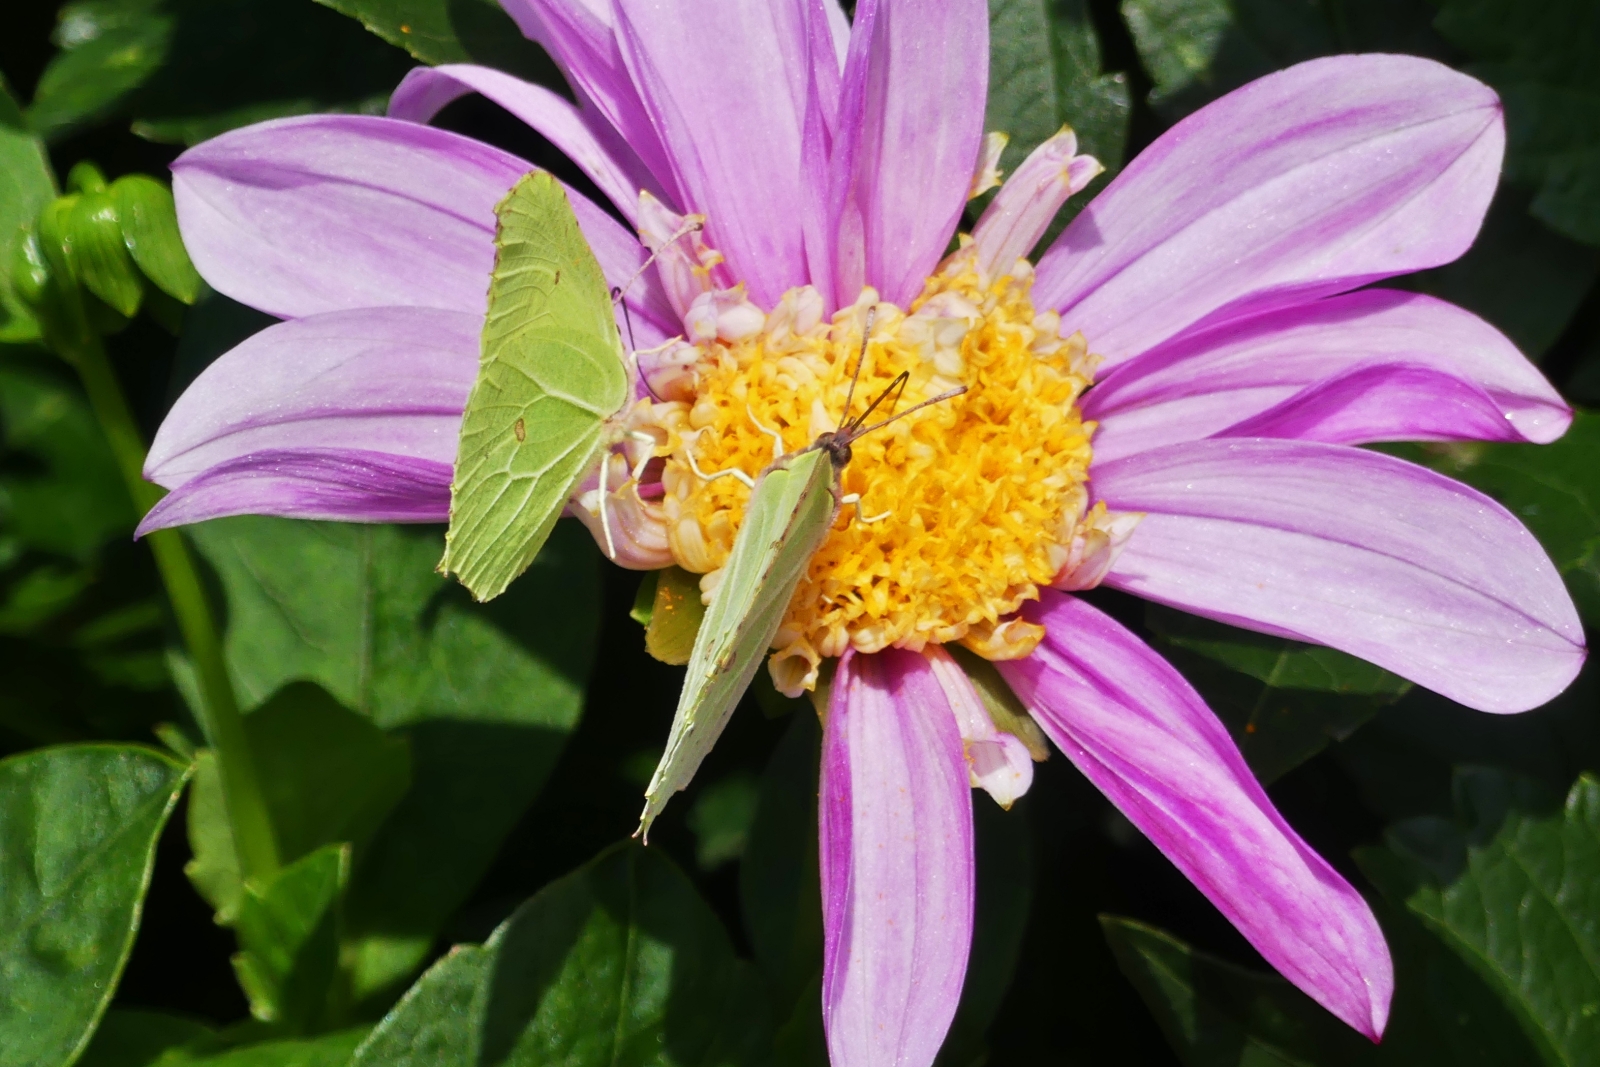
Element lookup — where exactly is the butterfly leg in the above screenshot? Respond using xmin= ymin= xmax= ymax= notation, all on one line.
xmin=838 ymin=491 xmax=891 ymax=525
xmin=597 ymin=454 xmax=618 ymax=561
xmin=684 ymin=432 xmax=756 ymax=489
xmin=746 ymin=409 xmax=787 ymax=464
xmin=626 ymin=430 xmax=658 ymax=483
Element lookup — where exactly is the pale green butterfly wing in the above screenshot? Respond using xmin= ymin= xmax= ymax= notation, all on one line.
xmin=440 ymin=170 xmax=629 ymax=601
xmin=640 ymin=447 xmax=838 ymax=837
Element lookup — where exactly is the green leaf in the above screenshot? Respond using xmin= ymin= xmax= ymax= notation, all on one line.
xmin=1103 ymin=915 xmax=1365 ymax=1065
xmin=0 ymin=76 xmax=56 ymax=345
xmin=740 ymin=711 xmax=823 ymax=1016
xmin=66 ymin=190 xmax=144 ymax=319
xmin=1366 ymin=768 xmax=1600 ymax=1066
xmin=76 ymin=1009 xmax=214 ymax=1067
xmin=163 ymin=1029 xmax=369 ymax=1067
xmin=686 ymin=771 xmax=759 ymax=871
xmin=0 ymin=744 xmax=189 ymax=1067
xmin=112 ymin=175 xmax=202 ymax=304
xmin=1102 ymin=907 xmax=1542 ymax=1066
xmin=1435 ymin=0 xmax=1600 ymax=245
xmin=247 ymin=682 xmax=412 ymax=865
xmin=186 ymin=517 xmax=599 ymax=1001
xmin=354 ymin=842 xmax=773 ymax=1067
xmin=348 ymin=945 xmax=486 ymax=1067
xmin=27 ymin=2 xmax=174 ymax=142
xmin=1121 ymin=0 xmax=1446 ymax=121
xmin=315 ymin=0 xmax=561 ymax=83
xmin=232 ymin=845 xmax=350 ymax=1033
xmin=985 ymin=0 xmax=1130 ymax=233
xmin=1145 ymin=604 xmax=1409 ymax=784
xmin=1386 ymin=411 xmax=1600 ymax=627
xmin=643 ymin=564 xmax=707 ymax=666
xmin=185 ymin=683 xmax=411 ymax=926
xmin=937 ymin=799 xmax=1033 ymax=1067
xmin=27 ymin=0 xmax=414 ymax=146
xmin=186 ymin=750 xmax=244 ymax=925
xmin=1399 ymin=185 xmax=1600 ymax=360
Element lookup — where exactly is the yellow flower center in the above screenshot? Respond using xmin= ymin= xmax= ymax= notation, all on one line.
xmin=645 ymin=249 xmax=1101 ymax=694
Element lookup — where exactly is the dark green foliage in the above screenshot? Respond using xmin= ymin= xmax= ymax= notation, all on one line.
xmin=1436 ymin=0 xmax=1600 ymax=246
xmin=185 ymin=517 xmax=600 ymax=1002
xmin=26 ymin=0 xmax=415 ymax=145
xmin=1146 ymin=604 xmax=1409 ymax=784
xmin=0 ymin=745 xmax=187 ymax=1067
xmin=355 ymin=843 xmax=773 ymax=1067
xmin=0 ymin=3 xmax=1598 ymax=1066
xmin=314 ymin=0 xmax=561 ymax=83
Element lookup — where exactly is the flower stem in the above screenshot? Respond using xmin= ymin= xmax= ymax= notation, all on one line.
xmin=70 ymin=328 xmax=281 ymax=881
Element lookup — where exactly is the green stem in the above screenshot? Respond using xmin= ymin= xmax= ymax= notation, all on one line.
xmin=70 ymin=328 xmax=281 ymax=880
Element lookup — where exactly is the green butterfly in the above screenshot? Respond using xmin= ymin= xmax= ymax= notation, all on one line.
xmin=639 ymin=336 xmax=963 ymax=837
xmin=440 ymin=170 xmax=631 ymax=601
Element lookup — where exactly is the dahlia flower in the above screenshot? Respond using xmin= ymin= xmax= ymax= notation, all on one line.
xmin=140 ymin=0 xmax=1584 ymax=1059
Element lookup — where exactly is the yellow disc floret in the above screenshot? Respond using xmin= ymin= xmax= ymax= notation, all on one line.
xmin=644 ymin=246 xmax=1101 ymax=695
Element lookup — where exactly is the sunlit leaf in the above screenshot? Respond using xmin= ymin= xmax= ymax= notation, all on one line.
xmin=985 ymin=0 xmax=1130 ymax=235
xmin=185 ymin=682 xmax=410 ymax=930
xmin=66 ymin=190 xmax=144 ymax=318
xmin=1121 ymin=0 xmax=1445 ymax=120
xmin=112 ymin=175 xmax=202 ymax=304
xmin=353 ymin=843 xmax=772 ymax=1067
xmin=1145 ymin=604 xmax=1409 ymax=784
xmin=315 ymin=0 xmax=560 ymax=83
xmin=162 ymin=1029 xmax=369 ymax=1067
xmin=232 ymin=845 xmax=349 ymax=1033
xmin=348 ymin=945 xmax=485 ymax=1067
xmin=186 ymin=517 xmax=598 ymax=1001
xmin=0 ymin=76 xmax=56 ymax=345
xmin=76 ymin=1009 xmax=214 ymax=1067
xmin=0 ymin=744 xmax=188 ymax=1067
xmin=1363 ymin=768 xmax=1600 ymax=1065
xmin=27 ymin=0 xmax=412 ymax=146
xmin=643 ymin=565 xmax=707 ymax=666
xmin=1103 ymin=909 xmax=1541 ymax=1065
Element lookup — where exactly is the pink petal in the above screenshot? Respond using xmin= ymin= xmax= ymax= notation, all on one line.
xmin=612 ymin=0 xmax=815 ymax=309
xmin=925 ymin=646 xmax=1034 ymax=807
xmin=1214 ymin=363 xmax=1523 ymax=444
xmin=136 ymin=449 xmax=451 ymax=535
xmin=1085 ymin=290 xmax=1569 ymax=463
xmin=145 ymin=307 xmax=478 ymax=490
xmin=830 ymin=0 xmax=989 ymax=307
xmin=821 ymin=648 xmax=975 ymax=1067
xmin=999 ymin=593 xmax=1393 ymax=1039
xmin=387 ymin=63 xmax=664 ymax=222
xmin=1035 ymin=55 xmax=1504 ymax=367
xmin=172 ymin=115 xmax=668 ymax=328
xmin=496 ymin=0 xmax=679 ymax=198
xmin=972 ymin=127 xmax=1102 ymax=276
xmin=1094 ymin=439 xmax=1586 ymax=713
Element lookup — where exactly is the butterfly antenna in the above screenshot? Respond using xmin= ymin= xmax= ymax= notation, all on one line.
xmin=612 ymin=216 xmax=704 ymax=307
xmin=851 ymin=385 xmax=967 ymax=441
xmin=611 ymin=288 xmax=639 ymax=351
xmin=838 ymin=305 xmax=877 ymax=430
xmin=843 ymin=372 xmax=909 ymax=437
